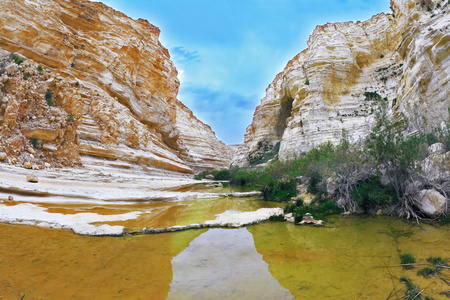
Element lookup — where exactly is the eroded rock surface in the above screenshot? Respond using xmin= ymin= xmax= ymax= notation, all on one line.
xmin=0 ymin=0 xmax=231 ymax=174
xmin=234 ymin=0 xmax=450 ymax=166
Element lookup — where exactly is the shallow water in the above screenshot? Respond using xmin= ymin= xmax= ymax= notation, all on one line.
xmin=1 ymin=211 xmax=449 ymax=299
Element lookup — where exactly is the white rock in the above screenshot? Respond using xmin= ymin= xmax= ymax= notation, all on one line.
xmin=428 ymin=143 xmax=445 ymax=156
xmin=416 ymin=189 xmax=448 ymax=218
xmin=26 ymin=173 xmax=38 ymax=183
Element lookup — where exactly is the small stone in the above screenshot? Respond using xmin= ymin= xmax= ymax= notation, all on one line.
xmin=5 ymin=64 xmax=16 ymax=75
xmin=23 ymin=161 xmax=32 ymax=169
xmin=376 ymin=209 xmax=382 ymax=215
xmin=27 ymin=147 xmax=36 ymax=154
xmin=0 ymin=152 xmax=6 ymax=161
xmin=8 ymin=195 xmax=14 ymax=201
xmin=27 ymin=173 xmax=38 ymax=183
xmin=205 ymin=174 xmax=214 ymax=180
xmin=42 ymin=144 xmax=58 ymax=151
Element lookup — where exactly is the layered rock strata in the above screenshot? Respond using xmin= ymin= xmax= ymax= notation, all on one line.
xmin=0 ymin=0 xmax=231 ymax=174
xmin=234 ymin=0 xmax=450 ymax=166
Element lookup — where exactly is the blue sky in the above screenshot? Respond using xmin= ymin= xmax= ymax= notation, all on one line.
xmin=92 ymin=0 xmax=390 ymax=144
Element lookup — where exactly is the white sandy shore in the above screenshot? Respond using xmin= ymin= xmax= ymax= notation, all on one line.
xmin=0 ymin=163 xmax=274 ymax=236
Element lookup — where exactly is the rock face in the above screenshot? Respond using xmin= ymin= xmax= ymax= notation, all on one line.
xmin=0 ymin=0 xmax=231 ymax=175
xmin=234 ymin=0 xmax=450 ymax=166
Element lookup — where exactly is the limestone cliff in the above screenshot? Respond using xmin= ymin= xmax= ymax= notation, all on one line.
xmin=234 ymin=0 xmax=449 ymax=166
xmin=0 ymin=0 xmax=231 ymax=175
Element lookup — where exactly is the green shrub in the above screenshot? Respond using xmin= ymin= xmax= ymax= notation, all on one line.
xmin=23 ymin=72 xmax=29 ymax=80
xmin=261 ymin=177 xmax=296 ymax=201
xmin=427 ymin=256 xmax=447 ymax=266
xmin=229 ymin=169 xmax=260 ymax=186
xmin=10 ymin=53 xmax=24 ymax=65
xmin=315 ymin=200 xmax=342 ymax=215
xmin=268 ymin=215 xmax=285 ymax=222
xmin=68 ymin=114 xmax=75 ymax=121
xmin=351 ymin=176 xmax=396 ymax=212
xmin=248 ymin=141 xmax=280 ymax=165
xmin=37 ymin=66 xmax=43 ymax=72
xmin=212 ymin=169 xmax=231 ymax=180
xmin=194 ymin=174 xmax=202 ymax=180
xmin=45 ymin=90 xmax=55 ymax=106
xmin=75 ymin=81 xmax=79 ymax=86
xmin=417 ymin=266 xmax=439 ymax=277
xmin=400 ymin=252 xmax=415 ymax=269
xmin=284 ymin=204 xmax=297 ymax=214
xmin=31 ymin=138 xmax=40 ymax=148
xmin=364 ymin=91 xmax=382 ymax=102
xmin=305 ymin=79 xmax=310 ymax=85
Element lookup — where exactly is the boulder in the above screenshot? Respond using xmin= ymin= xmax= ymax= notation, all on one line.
xmin=422 ymin=150 xmax=450 ymax=180
xmin=416 ymin=189 xmax=448 ymax=218
xmin=428 ymin=143 xmax=445 ymax=156
xmin=26 ymin=173 xmax=38 ymax=183
xmin=205 ymin=174 xmax=214 ymax=180
xmin=298 ymin=213 xmax=324 ymax=226
xmin=0 ymin=152 xmax=6 ymax=161
xmin=23 ymin=161 xmax=32 ymax=169
xmin=284 ymin=213 xmax=295 ymax=223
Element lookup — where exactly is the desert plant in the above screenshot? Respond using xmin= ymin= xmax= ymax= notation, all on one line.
xmin=417 ymin=266 xmax=439 ymax=277
xmin=351 ymin=176 xmax=396 ymax=212
xmin=37 ymin=66 xmax=43 ymax=72
xmin=10 ymin=53 xmax=24 ymax=65
xmin=427 ymin=256 xmax=447 ymax=266
xmin=400 ymin=252 xmax=416 ymax=269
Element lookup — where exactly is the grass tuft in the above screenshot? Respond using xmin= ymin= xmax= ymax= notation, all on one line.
xmin=400 ymin=252 xmax=415 ymax=269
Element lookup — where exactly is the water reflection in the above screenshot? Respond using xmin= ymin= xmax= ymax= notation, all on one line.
xmin=167 ymin=228 xmax=293 ymax=299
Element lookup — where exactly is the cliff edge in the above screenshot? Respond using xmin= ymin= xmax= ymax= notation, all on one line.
xmin=0 ymin=0 xmax=233 ymax=175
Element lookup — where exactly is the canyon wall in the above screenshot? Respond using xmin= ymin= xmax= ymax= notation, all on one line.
xmin=0 ymin=0 xmax=232 ymax=175
xmin=234 ymin=0 xmax=449 ymax=166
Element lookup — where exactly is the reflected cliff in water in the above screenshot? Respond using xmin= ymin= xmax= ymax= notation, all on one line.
xmin=167 ymin=228 xmax=293 ymax=299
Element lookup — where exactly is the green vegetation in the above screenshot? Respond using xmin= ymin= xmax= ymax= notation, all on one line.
xmin=248 ymin=141 xmax=280 ymax=165
xmin=417 ymin=266 xmax=439 ymax=277
xmin=10 ymin=53 xmax=24 ymax=65
xmin=427 ymin=256 xmax=447 ymax=266
xmin=268 ymin=215 xmax=285 ymax=222
xmin=45 ymin=90 xmax=55 ymax=107
xmin=364 ymin=91 xmax=382 ymax=102
xmin=23 ymin=72 xmax=30 ymax=80
xmin=31 ymin=138 xmax=40 ymax=148
xmin=37 ymin=66 xmax=43 ymax=72
xmin=75 ymin=81 xmax=80 ymax=86
xmin=400 ymin=252 xmax=416 ymax=269
xmin=305 ymin=79 xmax=310 ymax=85
xmin=68 ymin=114 xmax=75 ymax=121
xmin=351 ymin=176 xmax=395 ymax=213
xmin=203 ymin=101 xmax=449 ymax=220
xmin=400 ymin=276 xmax=427 ymax=300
